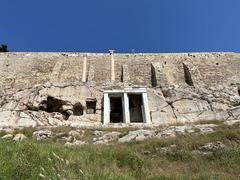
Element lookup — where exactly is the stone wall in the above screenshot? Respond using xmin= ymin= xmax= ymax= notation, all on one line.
xmin=1 ymin=52 xmax=240 ymax=128
xmin=1 ymin=52 xmax=240 ymax=89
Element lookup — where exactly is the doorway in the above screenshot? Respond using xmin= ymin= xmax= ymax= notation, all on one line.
xmin=110 ymin=96 xmax=123 ymax=123
xmin=128 ymin=94 xmax=144 ymax=122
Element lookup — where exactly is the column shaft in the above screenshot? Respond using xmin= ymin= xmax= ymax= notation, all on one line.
xmin=103 ymin=93 xmax=110 ymax=124
xmin=142 ymin=92 xmax=151 ymax=124
xmin=123 ymin=93 xmax=130 ymax=123
xmin=110 ymin=51 xmax=115 ymax=81
xmin=82 ymin=55 xmax=87 ymax=82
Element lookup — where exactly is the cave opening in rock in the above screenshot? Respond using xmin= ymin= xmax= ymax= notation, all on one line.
xmin=44 ymin=96 xmax=70 ymax=120
xmin=183 ymin=63 xmax=194 ymax=86
xmin=42 ymin=96 xmax=83 ymax=119
xmin=46 ymin=96 xmax=65 ymax=113
xmin=86 ymin=98 xmax=97 ymax=114
xmin=73 ymin=103 xmax=84 ymax=116
xmin=110 ymin=96 xmax=123 ymax=123
xmin=129 ymin=94 xmax=144 ymax=123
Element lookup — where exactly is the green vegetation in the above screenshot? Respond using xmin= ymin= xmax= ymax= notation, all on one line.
xmin=0 ymin=124 xmax=240 ymax=179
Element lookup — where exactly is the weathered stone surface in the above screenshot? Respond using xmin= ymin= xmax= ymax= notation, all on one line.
xmin=229 ymin=107 xmax=240 ymax=120
xmin=118 ymin=130 xmax=156 ymax=143
xmin=62 ymin=135 xmax=75 ymax=142
xmin=194 ymin=124 xmax=217 ymax=133
xmin=64 ymin=140 xmax=86 ymax=146
xmin=68 ymin=130 xmax=84 ymax=138
xmin=151 ymin=106 xmax=177 ymax=125
xmin=172 ymin=99 xmax=211 ymax=123
xmin=93 ymin=130 xmax=105 ymax=137
xmin=156 ymin=128 xmax=176 ymax=139
xmin=33 ymin=130 xmax=52 ymax=140
xmin=0 ymin=52 xmax=240 ymax=128
xmin=199 ymin=141 xmax=225 ymax=151
xmin=156 ymin=124 xmax=217 ymax=139
xmin=1 ymin=121 xmax=238 ymax=144
xmin=224 ymin=120 xmax=240 ymax=126
xmin=156 ymin=125 xmax=193 ymax=139
xmin=0 ymin=111 xmax=37 ymax=128
xmin=69 ymin=117 xmax=102 ymax=129
xmin=13 ymin=133 xmax=27 ymax=142
xmin=94 ymin=132 xmax=122 ymax=144
xmin=1 ymin=134 xmax=13 ymax=140
xmin=17 ymin=112 xmax=38 ymax=127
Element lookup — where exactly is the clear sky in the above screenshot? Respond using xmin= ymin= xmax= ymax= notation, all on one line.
xmin=1 ymin=0 xmax=240 ymax=52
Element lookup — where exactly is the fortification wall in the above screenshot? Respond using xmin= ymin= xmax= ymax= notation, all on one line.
xmin=1 ymin=52 xmax=240 ymax=89
xmin=1 ymin=52 xmax=240 ymax=128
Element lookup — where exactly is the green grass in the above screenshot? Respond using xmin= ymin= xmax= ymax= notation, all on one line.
xmin=0 ymin=125 xmax=240 ymax=179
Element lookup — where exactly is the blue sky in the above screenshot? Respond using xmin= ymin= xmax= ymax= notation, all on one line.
xmin=0 ymin=0 xmax=240 ymax=52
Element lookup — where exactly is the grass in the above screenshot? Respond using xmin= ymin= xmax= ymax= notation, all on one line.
xmin=0 ymin=124 xmax=240 ymax=179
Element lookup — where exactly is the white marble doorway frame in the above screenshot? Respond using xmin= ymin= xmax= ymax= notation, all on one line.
xmin=103 ymin=88 xmax=151 ymax=124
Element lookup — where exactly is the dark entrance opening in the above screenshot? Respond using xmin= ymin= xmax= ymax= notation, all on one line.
xmin=151 ymin=64 xmax=157 ymax=87
xmin=183 ymin=63 xmax=194 ymax=86
xmin=46 ymin=96 xmax=65 ymax=113
xmin=110 ymin=96 xmax=123 ymax=123
xmin=44 ymin=96 xmax=70 ymax=120
xmin=129 ymin=94 xmax=144 ymax=122
xmin=73 ymin=103 xmax=84 ymax=116
xmin=86 ymin=99 xmax=97 ymax=114
xmin=38 ymin=96 xmax=84 ymax=120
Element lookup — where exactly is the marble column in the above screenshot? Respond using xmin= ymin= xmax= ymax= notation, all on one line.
xmin=82 ymin=54 xmax=87 ymax=82
xmin=123 ymin=93 xmax=130 ymax=123
xmin=142 ymin=92 xmax=151 ymax=124
xmin=103 ymin=93 xmax=110 ymax=124
xmin=109 ymin=50 xmax=115 ymax=82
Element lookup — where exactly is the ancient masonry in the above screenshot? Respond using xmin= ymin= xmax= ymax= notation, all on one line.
xmin=1 ymin=51 xmax=240 ymax=128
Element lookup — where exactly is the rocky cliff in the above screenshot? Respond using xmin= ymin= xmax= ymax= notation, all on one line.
xmin=0 ymin=52 xmax=240 ymax=129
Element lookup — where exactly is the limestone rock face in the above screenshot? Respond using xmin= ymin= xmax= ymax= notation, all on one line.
xmin=149 ymin=86 xmax=240 ymax=125
xmin=0 ymin=83 xmax=103 ymax=129
xmin=224 ymin=120 xmax=240 ymax=126
xmin=118 ymin=130 xmax=156 ymax=143
xmin=0 ymin=111 xmax=37 ymax=128
xmin=0 ymin=52 xmax=240 ymax=128
xmin=93 ymin=132 xmax=122 ymax=144
xmin=0 ymin=82 xmax=240 ymax=128
xmin=2 ymin=83 xmax=240 ymax=127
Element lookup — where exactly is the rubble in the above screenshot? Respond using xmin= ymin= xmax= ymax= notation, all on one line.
xmin=33 ymin=130 xmax=53 ymax=140
xmin=13 ymin=133 xmax=27 ymax=142
xmin=199 ymin=141 xmax=226 ymax=151
xmin=118 ymin=130 xmax=156 ymax=143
